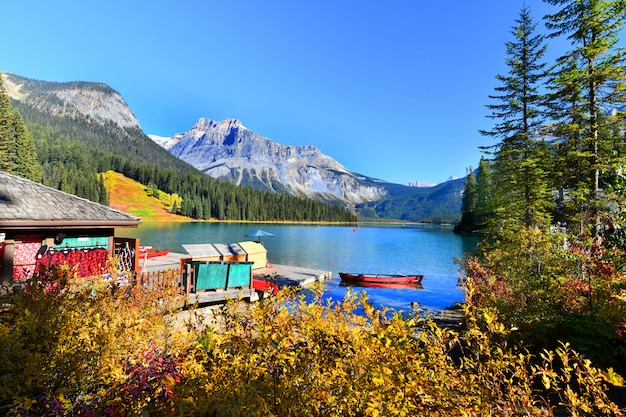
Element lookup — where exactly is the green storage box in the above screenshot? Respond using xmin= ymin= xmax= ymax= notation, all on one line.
xmin=227 ymin=262 xmax=252 ymax=287
xmin=196 ymin=261 xmax=228 ymax=290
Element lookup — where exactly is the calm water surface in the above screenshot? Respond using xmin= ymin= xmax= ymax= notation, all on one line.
xmin=117 ymin=222 xmax=478 ymax=312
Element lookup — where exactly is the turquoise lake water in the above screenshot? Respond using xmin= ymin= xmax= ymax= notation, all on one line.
xmin=117 ymin=222 xmax=479 ymax=312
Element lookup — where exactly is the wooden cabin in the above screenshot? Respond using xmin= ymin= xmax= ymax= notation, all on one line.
xmin=0 ymin=171 xmax=141 ymax=282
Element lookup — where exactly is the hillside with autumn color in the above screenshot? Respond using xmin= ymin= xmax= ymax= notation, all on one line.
xmin=102 ymin=171 xmax=191 ymax=222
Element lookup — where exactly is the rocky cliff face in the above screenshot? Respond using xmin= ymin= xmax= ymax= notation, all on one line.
xmin=3 ymin=72 xmax=140 ymax=129
xmin=152 ymin=118 xmax=387 ymax=204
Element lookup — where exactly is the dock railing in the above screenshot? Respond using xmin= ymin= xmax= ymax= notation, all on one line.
xmin=134 ymin=268 xmax=183 ymax=292
xmin=130 ymin=260 xmax=255 ymax=306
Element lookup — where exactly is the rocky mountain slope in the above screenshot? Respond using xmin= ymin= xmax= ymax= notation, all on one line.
xmin=3 ymin=72 xmax=199 ymax=175
xmin=151 ymin=118 xmax=387 ymax=204
xmin=4 ymin=73 xmax=140 ymax=129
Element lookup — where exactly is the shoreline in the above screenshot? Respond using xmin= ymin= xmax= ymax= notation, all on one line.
xmin=135 ymin=218 xmax=451 ymax=227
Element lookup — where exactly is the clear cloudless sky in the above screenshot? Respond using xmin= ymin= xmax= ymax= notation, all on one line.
xmin=4 ymin=0 xmax=568 ymax=185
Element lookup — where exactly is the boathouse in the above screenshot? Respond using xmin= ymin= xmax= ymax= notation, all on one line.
xmin=0 ymin=171 xmax=141 ymax=282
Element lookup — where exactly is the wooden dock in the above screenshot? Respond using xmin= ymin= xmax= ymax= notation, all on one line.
xmin=253 ymin=264 xmax=333 ymax=288
xmin=138 ymin=252 xmax=332 ymax=306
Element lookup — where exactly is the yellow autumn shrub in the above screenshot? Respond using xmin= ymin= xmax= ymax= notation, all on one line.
xmin=0 ymin=266 xmax=623 ymax=416
xmin=0 ymin=265 xmax=191 ymax=415
xmin=183 ymin=284 xmax=623 ymax=416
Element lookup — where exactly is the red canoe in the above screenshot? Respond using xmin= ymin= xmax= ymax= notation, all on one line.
xmin=146 ymin=249 xmax=169 ymax=258
xmin=339 ymin=281 xmax=424 ymax=289
xmin=140 ymin=247 xmax=170 ymax=258
xmin=339 ymin=272 xmax=424 ymax=285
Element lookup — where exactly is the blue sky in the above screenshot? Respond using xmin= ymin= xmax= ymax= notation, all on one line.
xmin=5 ymin=1 xmax=565 ymax=185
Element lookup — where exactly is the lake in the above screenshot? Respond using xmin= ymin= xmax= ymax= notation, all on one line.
xmin=117 ymin=222 xmax=479 ymax=312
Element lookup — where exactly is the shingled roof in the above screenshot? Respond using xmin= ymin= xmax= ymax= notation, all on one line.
xmin=0 ymin=171 xmax=140 ymax=230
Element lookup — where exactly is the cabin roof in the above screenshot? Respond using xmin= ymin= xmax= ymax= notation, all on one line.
xmin=0 ymin=171 xmax=140 ymax=230
xmin=213 ymin=243 xmax=246 ymax=256
xmin=183 ymin=243 xmax=222 ymax=258
xmin=237 ymin=240 xmax=267 ymax=255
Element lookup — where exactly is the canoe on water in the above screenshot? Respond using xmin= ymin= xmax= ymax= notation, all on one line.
xmin=339 ymin=281 xmax=423 ymax=289
xmin=339 ymin=272 xmax=424 ymax=285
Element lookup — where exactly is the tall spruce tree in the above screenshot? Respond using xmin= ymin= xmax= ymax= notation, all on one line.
xmin=0 ymin=73 xmax=14 ymax=173
xmin=545 ymin=53 xmax=587 ymax=198
xmin=454 ymin=167 xmax=477 ymax=233
xmin=480 ymin=7 xmax=553 ymax=230
xmin=544 ymin=0 xmax=626 ymax=236
xmin=474 ymin=157 xmax=493 ymax=229
xmin=11 ymin=109 xmax=43 ymax=182
xmin=0 ymin=72 xmax=43 ymax=181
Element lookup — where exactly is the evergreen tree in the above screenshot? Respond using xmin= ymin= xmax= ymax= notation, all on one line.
xmin=474 ymin=157 xmax=493 ymax=229
xmin=0 ymin=74 xmax=14 ymax=172
xmin=545 ymin=53 xmax=586 ymax=194
xmin=480 ymin=7 xmax=553 ymax=230
xmin=0 ymin=73 xmax=43 ymax=181
xmin=544 ymin=0 xmax=626 ymax=236
xmin=11 ymin=109 xmax=43 ymax=182
xmin=454 ymin=167 xmax=477 ymax=233
xmin=98 ymin=174 xmax=109 ymax=205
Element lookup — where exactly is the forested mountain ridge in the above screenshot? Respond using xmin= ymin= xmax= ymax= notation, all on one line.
xmin=2 ymin=71 xmax=462 ymax=223
xmin=356 ymin=179 xmax=464 ymax=223
xmin=3 ymin=72 xmax=199 ymax=175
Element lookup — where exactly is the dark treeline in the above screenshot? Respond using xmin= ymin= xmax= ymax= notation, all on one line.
xmin=9 ymin=95 xmax=355 ymax=223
